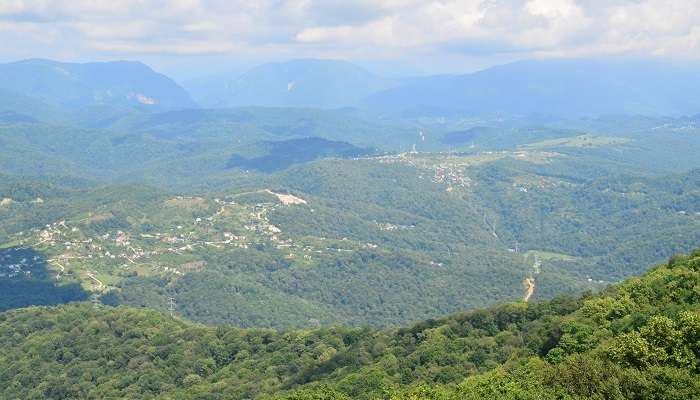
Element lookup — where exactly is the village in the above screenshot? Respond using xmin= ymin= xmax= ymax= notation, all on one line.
xmin=2 ymin=190 xmax=377 ymax=292
xmin=363 ymin=150 xmax=562 ymax=192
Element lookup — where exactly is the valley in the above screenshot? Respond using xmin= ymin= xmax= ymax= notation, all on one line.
xmin=2 ymin=4 xmax=700 ymax=398
xmin=3 ymin=136 xmax=699 ymax=329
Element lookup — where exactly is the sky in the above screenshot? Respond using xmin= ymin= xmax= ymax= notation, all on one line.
xmin=1 ymin=0 xmax=699 ymax=79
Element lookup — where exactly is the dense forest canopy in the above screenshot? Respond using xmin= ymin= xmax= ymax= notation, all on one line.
xmin=1 ymin=248 xmax=698 ymax=399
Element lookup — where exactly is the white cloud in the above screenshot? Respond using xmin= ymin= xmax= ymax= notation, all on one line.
xmin=90 ymin=40 xmax=242 ymax=55
xmin=0 ymin=0 xmax=698 ymax=70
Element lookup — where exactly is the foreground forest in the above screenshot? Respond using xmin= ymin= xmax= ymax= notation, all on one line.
xmin=1 ymin=248 xmax=699 ymax=399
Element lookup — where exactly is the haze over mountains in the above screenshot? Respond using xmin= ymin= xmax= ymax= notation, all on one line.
xmin=365 ymin=58 xmax=700 ymax=117
xmin=1 ymin=56 xmax=700 ymax=332
xmin=5 ymin=57 xmax=700 ymax=121
xmin=4 ymin=0 xmax=700 ymax=397
xmin=0 ymin=59 xmax=195 ymax=112
xmin=184 ymin=57 xmax=700 ymax=117
xmin=186 ymin=59 xmax=396 ymax=109
xmin=3 ymin=53 xmax=700 ymax=400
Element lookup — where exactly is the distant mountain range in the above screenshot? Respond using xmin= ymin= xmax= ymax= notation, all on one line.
xmin=2 ymin=57 xmax=700 ymax=119
xmin=185 ymin=58 xmax=396 ymax=108
xmin=187 ymin=58 xmax=700 ymax=117
xmin=0 ymin=59 xmax=195 ymax=111
xmin=364 ymin=58 xmax=700 ymax=117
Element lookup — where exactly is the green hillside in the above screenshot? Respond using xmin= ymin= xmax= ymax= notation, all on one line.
xmin=2 ymin=149 xmax=700 ymax=329
xmin=0 ymin=108 xmax=411 ymax=188
xmin=3 ymin=106 xmax=700 ymax=332
xmin=1 ymin=248 xmax=698 ymax=399
xmin=3 ymin=108 xmax=700 ymax=191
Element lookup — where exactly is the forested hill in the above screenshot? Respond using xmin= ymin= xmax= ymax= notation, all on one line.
xmin=0 ymin=59 xmax=195 ymax=111
xmin=1 ymin=248 xmax=699 ymax=399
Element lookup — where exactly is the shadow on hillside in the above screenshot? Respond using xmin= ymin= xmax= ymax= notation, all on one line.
xmin=0 ymin=246 xmax=88 ymax=312
xmin=226 ymin=137 xmax=374 ymax=172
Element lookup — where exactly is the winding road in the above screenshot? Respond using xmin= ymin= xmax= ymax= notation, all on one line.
xmin=523 ymin=277 xmax=535 ymax=302
xmin=86 ymin=272 xmax=104 ymax=291
xmin=523 ymin=255 xmax=540 ymax=302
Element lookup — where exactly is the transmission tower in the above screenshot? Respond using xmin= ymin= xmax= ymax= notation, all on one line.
xmin=90 ymin=293 xmax=101 ymax=309
xmin=168 ymin=296 xmax=176 ymax=317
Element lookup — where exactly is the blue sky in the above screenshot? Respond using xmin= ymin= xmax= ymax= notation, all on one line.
xmin=1 ymin=0 xmax=699 ymax=79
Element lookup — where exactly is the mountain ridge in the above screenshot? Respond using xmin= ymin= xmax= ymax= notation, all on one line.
xmin=364 ymin=58 xmax=700 ymax=117
xmin=0 ymin=58 xmax=196 ymax=111
xmin=185 ymin=58 xmax=396 ymax=108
